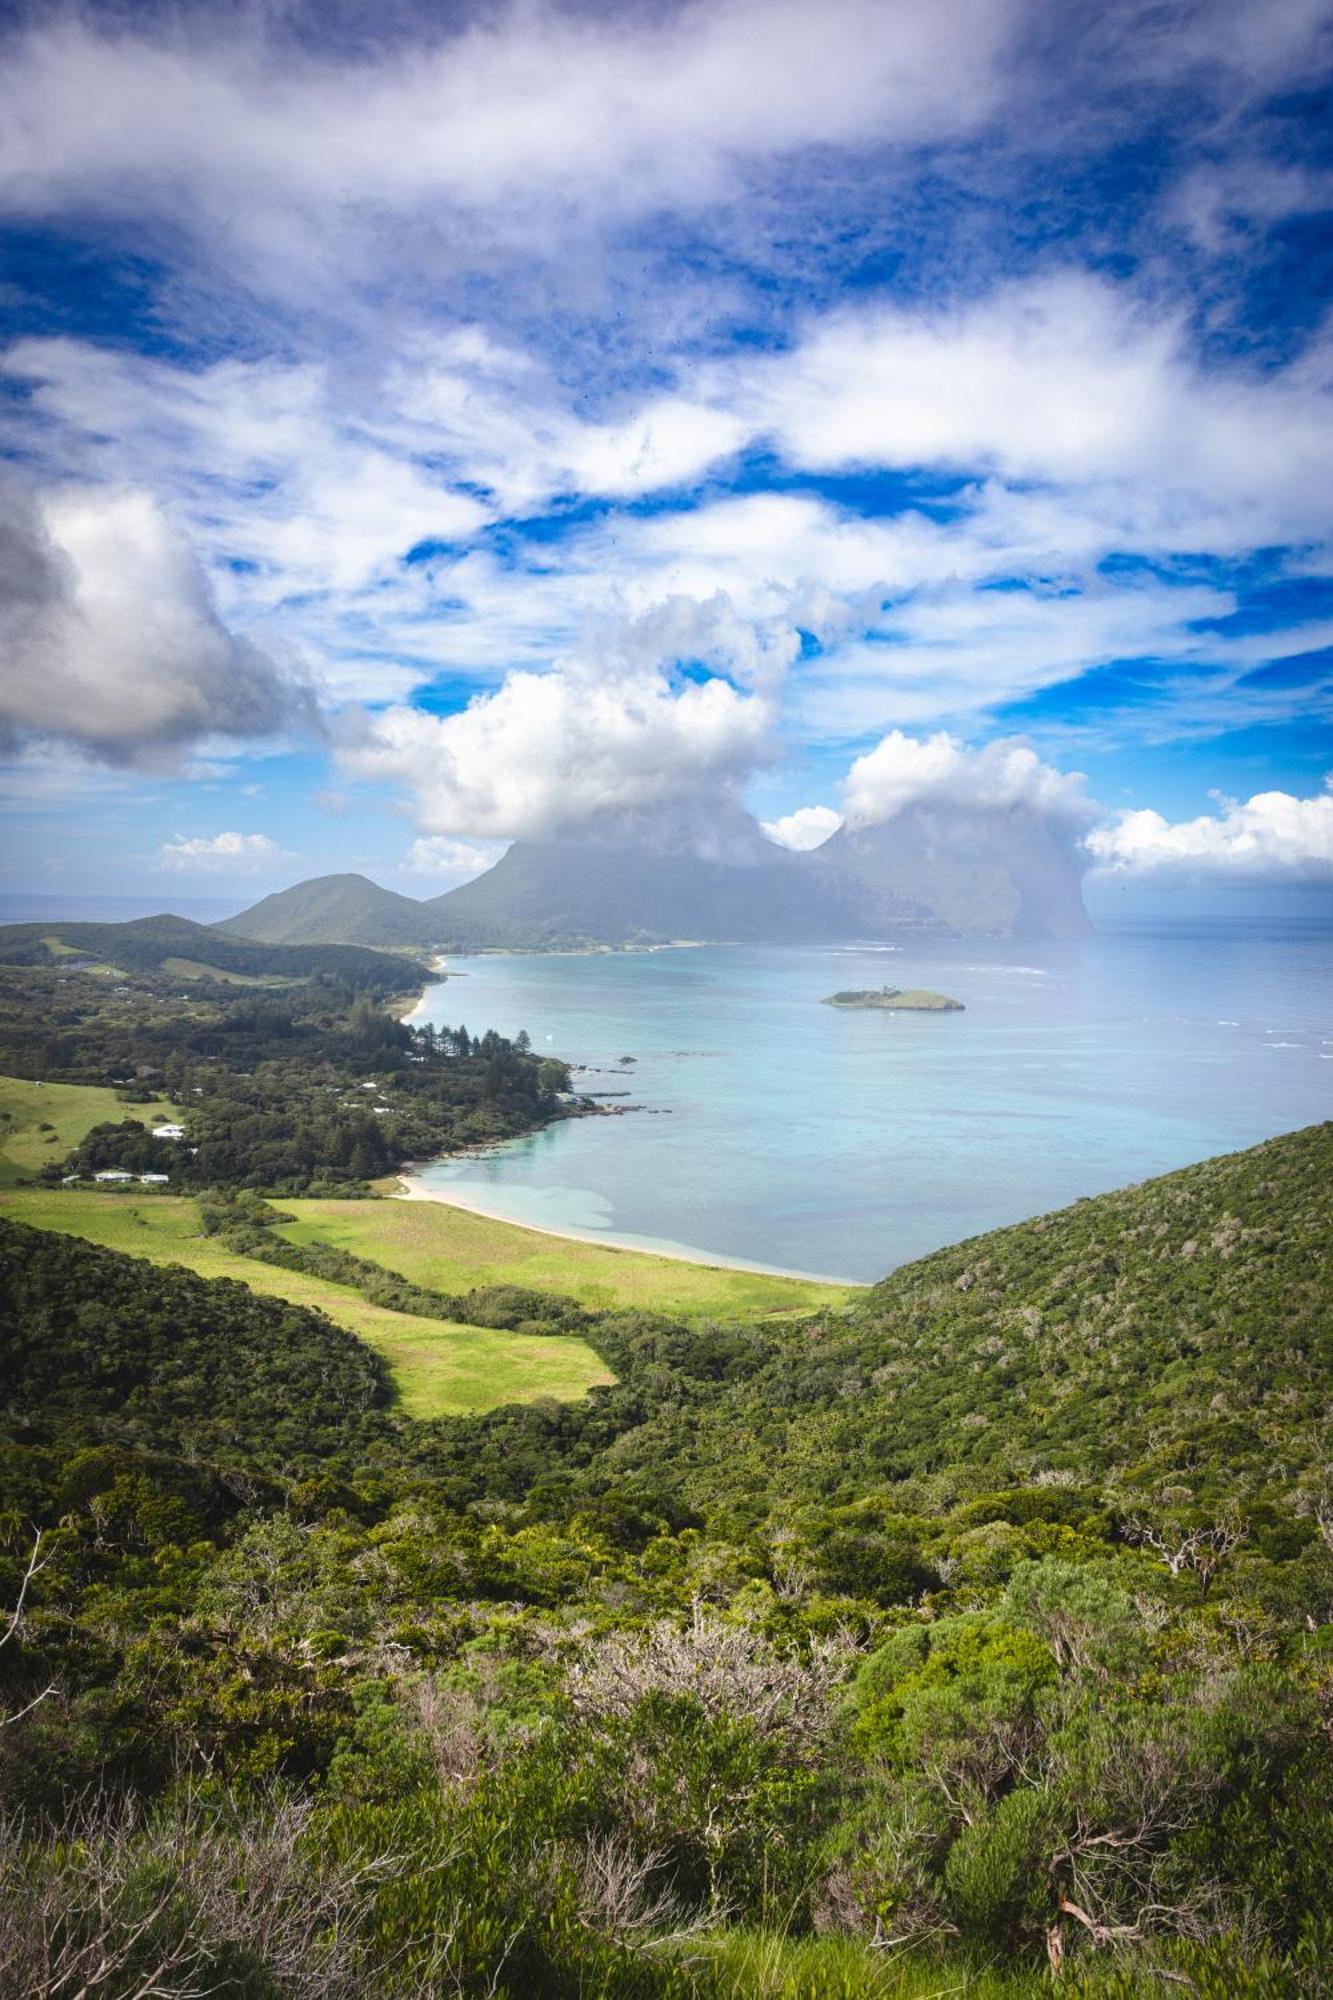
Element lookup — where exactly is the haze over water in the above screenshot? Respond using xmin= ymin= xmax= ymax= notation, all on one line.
xmin=414 ymin=918 xmax=1333 ymax=1283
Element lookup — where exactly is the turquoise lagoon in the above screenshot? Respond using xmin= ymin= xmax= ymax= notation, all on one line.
xmin=414 ymin=919 xmax=1333 ymax=1284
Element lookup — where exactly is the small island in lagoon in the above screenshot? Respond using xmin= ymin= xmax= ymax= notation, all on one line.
xmin=823 ymin=984 xmax=964 ymax=1011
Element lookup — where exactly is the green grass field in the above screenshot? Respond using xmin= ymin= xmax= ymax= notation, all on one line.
xmin=278 ymin=1188 xmax=855 ymax=1320
xmin=0 ymin=1070 xmax=849 ymax=1418
xmin=159 ymin=957 xmax=294 ymax=985
xmin=0 ymin=1076 xmax=185 ymax=1189
xmin=0 ymin=1188 xmax=614 ymax=1418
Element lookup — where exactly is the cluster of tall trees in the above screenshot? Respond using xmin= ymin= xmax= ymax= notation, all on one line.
xmin=1 ymin=964 xmax=573 ymax=1193
xmin=1 ymin=1125 xmax=1331 ymax=1994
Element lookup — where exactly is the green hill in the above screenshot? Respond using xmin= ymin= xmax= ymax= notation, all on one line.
xmin=2 ymin=1124 xmax=1329 ymax=1995
xmin=649 ymin=1119 xmax=1333 ymax=1517
xmin=218 ymin=872 xmax=443 ymax=948
xmin=0 ymin=912 xmax=427 ymax=991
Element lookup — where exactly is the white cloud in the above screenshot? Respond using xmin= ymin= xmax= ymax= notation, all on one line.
xmin=743 ymin=274 xmax=1333 ymax=545
xmin=1169 ymin=158 xmax=1333 ymax=254
xmin=3 ymin=340 xmax=490 ymax=599
xmin=1086 ymin=780 xmax=1333 ymax=881
xmin=791 ymin=577 xmax=1240 ymax=739
xmin=401 ymin=835 xmax=505 ymax=881
xmin=0 ymin=1 xmax=1016 ymax=301
xmin=7 ymin=261 xmax=1332 ymax=760
xmin=0 ymin=475 xmax=310 ymax=763
xmin=400 ymin=350 xmax=749 ymax=511
xmin=156 ymin=831 xmax=283 ymax=872
xmin=842 ymin=730 xmax=1095 ymax=830
xmin=762 ymin=804 xmax=843 ymax=850
xmin=342 ymin=660 xmax=776 ymax=843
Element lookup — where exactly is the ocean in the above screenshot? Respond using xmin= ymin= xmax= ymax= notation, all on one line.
xmin=412 ymin=919 xmax=1333 ymax=1284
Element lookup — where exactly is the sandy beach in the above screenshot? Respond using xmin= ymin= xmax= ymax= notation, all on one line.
xmin=393 ymin=955 xmax=453 ymax=1023
xmin=393 ymin=1171 xmax=860 ymax=1288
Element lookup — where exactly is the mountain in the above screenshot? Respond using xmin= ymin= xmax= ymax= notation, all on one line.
xmin=813 ymin=802 xmax=1092 ymax=939
xmin=0 ymin=913 xmax=426 ymax=991
xmin=416 ymin=830 xmax=891 ymax=948
xmin=221 ymin=806 xmax=1089 ymax=950
xmin=216 ymin=872 xmax=440 ymax=948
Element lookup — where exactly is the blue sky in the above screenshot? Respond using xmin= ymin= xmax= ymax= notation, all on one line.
xmin=1 ymin=0 xmax=1331 ymax=905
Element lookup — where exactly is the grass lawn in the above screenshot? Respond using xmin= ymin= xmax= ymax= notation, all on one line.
xmin=0 ymin=1076 xmax=186 ymax=1189
xmin=277 ymin=1189 xmax=856 ymax=1320
xmin=0 ymin=1188 xmax=614 ymax=1419
xmin=0 ymin=1070 xmax=847 ymax=1414
xmin=159 ymin=958 xmax=294 ymax=985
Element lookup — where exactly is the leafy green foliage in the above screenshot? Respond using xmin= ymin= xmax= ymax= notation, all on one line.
xmin=0 ymin=960 xmax=573 ymax=1192
xmin=0 ymin=1218 xmax=392 ymax=1469
xmin=0 ymin=1123 xmax=1330 ymax=1993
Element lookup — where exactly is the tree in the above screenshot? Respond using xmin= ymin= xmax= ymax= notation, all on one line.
xmin=1123 ymin=1515 xmax=1246 ymax=1597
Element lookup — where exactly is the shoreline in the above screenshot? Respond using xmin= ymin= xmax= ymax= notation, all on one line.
xmin=395 ymin=953 xmax=452 ymax=1024
xmin=393 ymin=1171 xmax=862 ymax=1290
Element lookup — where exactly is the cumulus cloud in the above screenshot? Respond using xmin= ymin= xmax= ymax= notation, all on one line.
xmin=402 ymin=835 xmax=505 ymax=881
xmin=341 ymin=659 xmax=776 ymax=844
xmin=762 ymin=805 xmax=843 ymax=850
xmin=8 ymin=269 xmax=1333 ymax=753
xmin=841 ymin=731 xmax=1096 ymax=831
xmin=156 ymin=831 xmax=283 ymax=872
xmin=2 ymin=8 xmax=1330 ymax=825
xmin=3 ymin=340 xmax=491 ymax=599
xmin=1086 ymin=780 xmax=1333 ymax=881
xmin=0 ymin=475 xmax=311 ymax=764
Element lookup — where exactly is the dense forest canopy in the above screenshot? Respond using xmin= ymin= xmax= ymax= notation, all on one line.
xmin=0 ymin=961 xmax=573 ymax=1194
xmin=2 ymin=1124 xmax=1331 ymax=1995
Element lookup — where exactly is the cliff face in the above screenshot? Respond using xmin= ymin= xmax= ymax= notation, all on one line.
xmin=812 ymin=804 xmax=1092 ymax=939
xmin=422 ymin=831 xmax=843 ymax=946
xmin=427 ymin=805 xmax=1087 ymax=945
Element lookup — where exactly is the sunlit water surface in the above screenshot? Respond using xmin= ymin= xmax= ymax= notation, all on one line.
xmin=413 ymin=920 xmax=1333 ymax=1283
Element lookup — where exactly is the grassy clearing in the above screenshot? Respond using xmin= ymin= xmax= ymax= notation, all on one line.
xmin=277 ymin=1189 xmax=856 ymax=1320
xmin=159 ymin=957 xmax=293 ymax=985
xmin=0 ymin=1188 xmax=614 ymax=1418
xmin=689 ymin=1931 xmax=1037 ymax=1998
xmin=0 ymin=1076 xmax=185 ymax=1189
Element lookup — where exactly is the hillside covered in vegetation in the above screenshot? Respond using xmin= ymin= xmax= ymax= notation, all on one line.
xmin=1 ymin=1124 xmax=1330 ymax=1995
xmin=0 ymin=912 xmax=427 ymax=988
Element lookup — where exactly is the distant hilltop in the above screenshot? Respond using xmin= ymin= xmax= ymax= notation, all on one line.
xmin=0 ymin=912 xmax=425 ymax=993
xmin=219 ymin=802 xmax=1091 ymax=952
xmin=823 ymin=985 xmax=964 ymax=1011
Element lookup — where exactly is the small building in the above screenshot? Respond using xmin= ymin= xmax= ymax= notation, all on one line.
xmin=152 ymin=1123 xmax=186 ymax=1140
xmin=94 ymin=1169 xmax=134 ymax=1184
xmin=138 ymin=1172 xmax=170 ymax=1185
